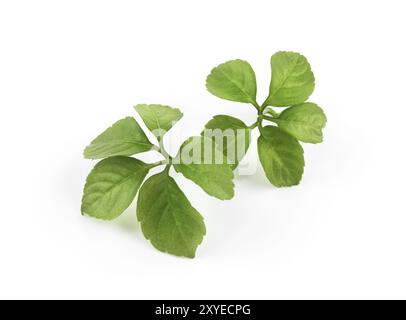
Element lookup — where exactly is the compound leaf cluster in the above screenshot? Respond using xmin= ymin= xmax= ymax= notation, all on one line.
xmin=205 ymin=51 xmax=326 ymax=187
xmin=82 ymin=104 xmax=234 ymax=258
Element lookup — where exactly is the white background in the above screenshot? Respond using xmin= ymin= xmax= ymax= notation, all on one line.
xmin=1 ymin=0 xmax=405 ymax=299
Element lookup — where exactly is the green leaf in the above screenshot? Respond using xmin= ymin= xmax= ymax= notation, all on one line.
xmin=174 ymin=136 xmax=234 ymax=200
xmin=257 ymin=126 xmax=304 ymax=187
xmin=137 ymin=171 xmax=206 ymax=258
xmin=202 ymin=115 xmax=251 ymax=170
xmin=206 ymin=59 xmax=257 ymax=104
xmin=273 ymin=103 xmax=327 ymax=143
xmin=81 ymin=156 xmax=150 ymax=220
xmin=265 ymin=51 xmax=315 ymax=107
xmin=134 ymin=104 xmax=183 ymax=139
xmin=84 ymin=117 xmax=154 ymax=159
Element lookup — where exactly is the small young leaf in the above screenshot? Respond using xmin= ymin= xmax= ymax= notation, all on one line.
xmin=273 ymin=103 xmax=327 ymax=143
xmin=264 ymin=108 xmax=280 ymax=118
xmin=206 ymin=59 xmax=257 ymax=104
xmin=258 ymin=126 xmax=304 ymax=187
xmin=174 ymin=136 xmax=235 ymax=200
xmin=203 ymin=115 xmax=251 ymax=169
xmin=265 ymin=51 xmax=315 ymax=107
xmin=81 ymin=156 xmax=150 ymax=220
xmin=84 ymin=117 xmax=154 ymax=159
xmin=134 ymin=104 xmax=183 ymax=139
xmin=137 ymin=171 xmax=206 ymax=258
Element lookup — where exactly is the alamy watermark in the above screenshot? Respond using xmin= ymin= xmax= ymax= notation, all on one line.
xmin=150 ymin=126 xmax=258 ymax=175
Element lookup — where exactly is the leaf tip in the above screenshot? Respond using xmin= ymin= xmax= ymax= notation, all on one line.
xmin=83 ymin=146 xmax=92 ymax=159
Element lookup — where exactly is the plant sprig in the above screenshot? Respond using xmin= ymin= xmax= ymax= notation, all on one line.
xmin=204 ymin=51 xmax=327 ymax=187
xmin=81 ymin=51 xmax=327 ymax=258
xmin=82 ymin=104 xmax=235 ymax=258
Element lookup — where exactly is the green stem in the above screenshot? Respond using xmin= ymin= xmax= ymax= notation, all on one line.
xmin=251 ymin=99 xmax=278 ymax=134
xmin=262 ymin=115 xmax=277 ymax=122
xmin=252 ymin=101 xmax=261 ymax=112
xmin=248 ymin=120 xmax=259 ymax=129
xmin=148 ymin=160 xmax=167 ymax=169
xmin=164 ymin=164 xmax=171 ymax=175
xmin=151 ymin=144 xmax=161 ymax=152
xmin=260 ymin=100 xmax=268 ymax=113
xmin=260 ymin=93 xmax=276 ymax=113
xmin=157 ymin=136 xmax=172 ymax=162
xmin=258 ymin=118 xmax=264 ymax=135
